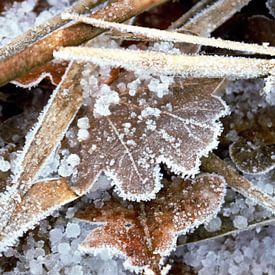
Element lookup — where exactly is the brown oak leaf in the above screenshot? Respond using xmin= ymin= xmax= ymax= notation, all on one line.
xmin=12 ymin=61 xmax=68 ymax=88
xmin=229 ymin=138 xmax=275 ymax=175
xmin=65 ymin=74 xmax=228 ymax=201
xmin=76 ymin=174 xmax=226 ymax=274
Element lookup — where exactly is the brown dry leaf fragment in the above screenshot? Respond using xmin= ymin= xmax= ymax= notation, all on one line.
xmin=65 ymin=75 xmax=228 ymax=201
xmin=229 ymin=139 xmax=275 ymax=175
xmin=12 ymin=61 xmax=69 ymax=88
xmin=76 ymin=174 xmax=226 ymax=274
xmin=0 ymin=178 xmax=78 ymax=252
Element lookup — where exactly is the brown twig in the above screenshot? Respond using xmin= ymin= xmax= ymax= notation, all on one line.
xmin=168 ymin=0 xmax=214 ymax=30
xmin=183 ymin=0 xmax=252 ymax=36
xmin=0 ymin=0 xmax=106 ymax=60
xmin=0 ymin=0 xmax=167 ymax=87
xmin=201 ymin=153 xmax=275 ymax=214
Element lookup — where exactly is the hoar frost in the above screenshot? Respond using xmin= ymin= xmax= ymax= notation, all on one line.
xmin=93 ymin=84 xmax=120 ymax=117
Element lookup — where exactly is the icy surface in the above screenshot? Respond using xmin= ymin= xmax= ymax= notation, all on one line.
xmin=180 ymin=226 xmax=275 ymax=275
xmin=0 ymin=0 xmax=74 ymax=47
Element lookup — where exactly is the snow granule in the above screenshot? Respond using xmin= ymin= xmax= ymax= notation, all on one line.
xmin=233 ymin=215 xmax=248 ymax=230
xmin=65 ymin=223 xmax=81 ymax=239
xmin=77 ymin=117 xmax=90 ymax=129
xmin=93 ymin=84 xmax=120 ymax=117
xmin=77 ymin=129 xmax=90 ymax=142
xmin=58 ymin=242 xmax=71 ymax=255
xmin=204 ymin=216 xmax=222 ymax=232
xmin=0 ymin=156 xmax=11 ymax=172
xmin=66 ymin=154 xmax=80 ymax=167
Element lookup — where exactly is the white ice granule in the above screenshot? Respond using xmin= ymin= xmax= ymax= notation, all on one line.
xmin=93 ymin=84 xmax=120 ymax=117
xmin=127 ymin=79 xmax=141 ymax=96
xmin=141 ymin=107 xmax=161 ymax=118
xmin=233 ymin=215 xmax=248 ymax=229
xmin=77 ymin=117 xmax=90 ymax=129
xmin=49 ymin=228 xmax=63 ymax=244
xmin=0 ymin=0 xmax=71 ymax=47
xmin=65 ymin=223 xmax=81 ymax=239
xmin=77 ymin=129 xmax=90 ymax=142
xmin=58 ymin=243 xmax=71 ymax=255
xmin=66 ymin=154 xmax=80 ymax=167
xmin=58 ymin=161 xmax=74 ymax=177
xmin=0 ymin=156 xmax=11 ymax=172
xmin=204 ymin=216 xmax=222 ymax=232
xmin=29 ymin=260 xmax=43 ymax=275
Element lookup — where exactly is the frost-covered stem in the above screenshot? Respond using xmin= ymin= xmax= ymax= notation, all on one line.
xmin=169 ymin=0 xmax=214 ymax=30
xmin=0 ymin=62 xmax=84 ymax=235
xmin=14 ymin=62 xmax=84 ymax=192
xmin=201 ymin=154 xmax=275 ymax=214
xmin=64 ymin=14 xmax=275 ymax=56
xmin=0 ymin=0 xmax=167 ymax=87
xmin=54 ymin=47 xmax=275 ymax=79
xmin=179 ymin=217 xmax=275 ymax=246
xmin=0 ymin=0 xmax=106 ymax=60
xmin=184 ymin=0 xmax=252 ymax=36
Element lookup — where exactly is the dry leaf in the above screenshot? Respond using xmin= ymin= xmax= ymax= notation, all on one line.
xmin=64 ymin=74 xmax=228 ymax=200
xmin=0 ymin=178 xmax=78 ymax=252
xmin=12 ymin=61 xmax=68 ymax=88
xmin=229 ymin=139 xmax=275 ymax=175
xmin=76 ymin=174 xmax=226 ymax=274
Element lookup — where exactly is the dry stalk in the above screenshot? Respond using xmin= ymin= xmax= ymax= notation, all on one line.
xmin=201 ymin=153 xmax=275 ymax=214
xmin=0 ymin=0 xmax=167 ymax=87
xmin=0 ymin=0 xmax=106 ymax=60
xmin=54 ymin=47 xmax=275 ymax=79
xmin=62 ymin=14 xmax=275 ymax=56
xmin=169 ymin=0 xmax=214 ymax=29
xmin=183 ymin=0 xmax=252 ymax=36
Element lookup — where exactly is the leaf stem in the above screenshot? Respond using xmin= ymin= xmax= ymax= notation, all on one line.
xmin=201 ymin=153 xmax=275 ymax=214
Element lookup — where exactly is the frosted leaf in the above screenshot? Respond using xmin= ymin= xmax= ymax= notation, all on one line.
xmin=0 ymin=178 xmax=78 ymax=252
xmin=64 ymin=76 xmax=228 ymax=201
xmin=229 ymin=139 xmax=275 ymax=175
xmin=76 ymin=174 xmax=226 ymax=274
xmin=12 ymin=61 xmax=68 ymax=88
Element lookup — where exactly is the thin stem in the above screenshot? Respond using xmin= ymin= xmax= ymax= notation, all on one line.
xmin=183 ymin=0 xmax=252 ymax=36
xmin=54 ymin=47 xmax=275 ymax=79
xmin=201 ymin=153 xmax=275 ymax=214
xmin=63 ymin=14 xmax=275 ymax=56
xmin=168 ymin=0 xmax=214 ymax=30
xmin=0 ymin=0 xmax=106 ymax=60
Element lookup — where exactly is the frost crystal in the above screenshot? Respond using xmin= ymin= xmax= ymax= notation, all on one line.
xmin=0 ymin=156 xmax=11 ymax=172
xmin=93 ymin=84 xmax=120 ymax=117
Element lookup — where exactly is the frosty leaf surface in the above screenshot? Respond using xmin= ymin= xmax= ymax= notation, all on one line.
xmin=0 ymin=178 xmax=78 ymax=252
xmin=229 ymin=139 xmax=275 ymax=175
xmin=76 ymin=174 xmax=226 ymax=274
xmin=65 ymin=75 xmax=228 ymax=200
xmin=12 ymin=61 xmax=68 ymax=88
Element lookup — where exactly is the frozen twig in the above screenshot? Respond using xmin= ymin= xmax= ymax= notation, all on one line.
xmin=63 ymin=14 xmax=275 ymax=56
xmin=184 ymin=0 xmax=252 ymax=36
xmin=201 ymin=153 xmax=275 ymax=214
xmin=54 ymin=47 xmax=275 ymax=79
xmin=0 ymin=0 xmax=106 ymax=60
xmin=0 ymin=0 xmax=167 ymax=87
xmin=169 ymin=0 xmax=214 ymax=29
